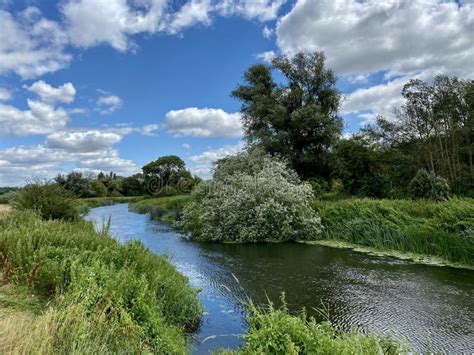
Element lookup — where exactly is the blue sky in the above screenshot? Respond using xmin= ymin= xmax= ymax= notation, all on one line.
xmin=0 ymin=0 xmax=472 ymax=185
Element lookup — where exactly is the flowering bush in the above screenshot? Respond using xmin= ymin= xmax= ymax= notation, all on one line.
xmin=409 ymin=169 xmax=450 ymax=202
xmin=181 ymin=153 xmax=322 ymax=242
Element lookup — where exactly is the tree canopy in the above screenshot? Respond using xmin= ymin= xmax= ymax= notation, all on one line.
xmin=232 ymin=52 xmax=342 ymax=179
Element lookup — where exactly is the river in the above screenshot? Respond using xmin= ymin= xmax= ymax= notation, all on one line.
xmin=86 ymin=204 xmax=474 ymax=353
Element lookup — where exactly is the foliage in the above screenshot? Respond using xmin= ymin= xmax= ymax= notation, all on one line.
xmin=330 ymin=137 xmax=390 ymax=197
xmin=363 ymin=76 xmax=473 ymax=196
xmin=181 ymin=152 xmax=322 ymax=242
xmin=0 ymin=190 xmax=17 ymax=204
xmin=409 ymin=169 xmax=451 ymax=201
xmin=232 ymin=52 xmax=342 ymax=180
xmin=56 ymin=172 xmax=95 ymax=198
xmin=221 ymin=298 xmax=406 ymax=355
xmin=90 ymin=179 xmax=108 ymax=197
xmin=313 ymin=198 xmax=474 ymax=265
xmin=12 ymin=182 xmax=79 ymax=221
xmin=0 ymin=210 xmax=202 ymax=353
xmin=142 ymin=155 xmax=195 ymax=195
xmin=129 ymin=195 xmax=192 ymax=225
xmin=98 ymin=171 xmax=123 ymax=197
xmin=120 ymin=174 xmax=145 ymax=196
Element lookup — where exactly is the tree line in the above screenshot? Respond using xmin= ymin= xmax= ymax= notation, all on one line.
xmin=54 ymin=155 xmax=199 ymax=198
xmin=232 ymin=52 xmax=473 ymax=198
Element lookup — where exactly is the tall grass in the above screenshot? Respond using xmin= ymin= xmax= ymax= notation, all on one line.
xmin=0 ymin=210 xmax=201 ymax=353
xmin=313 ymin=198 xmax=474 ymax=265
xmin=129 ymin=195 xmax=192 ymax=224
xmin=219 ymin=298 xmax=407 ymax=354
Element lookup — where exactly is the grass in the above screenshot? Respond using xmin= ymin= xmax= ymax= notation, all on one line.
xmin=0 ymin=210 xmax=202 ymax=353
xmin=0 ymin=283 xmax=48 ymax=354
xmin=129 ymin=195 xmax=192 ymax=225
xmin=312 ymin=198 xmax=474 ymax=266
xmin=0 ymin=205 xmax=12 ymax=214
xmin=218 ymin=298 xmax=408 ymax=355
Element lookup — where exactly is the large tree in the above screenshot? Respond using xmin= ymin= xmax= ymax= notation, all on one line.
xmin=232 ymin=52 xmax=342 ymax=179
xmin=142 ymin=155 xmax=193 ymax=194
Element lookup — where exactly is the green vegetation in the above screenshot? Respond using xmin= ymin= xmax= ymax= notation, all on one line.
xmin=129 ymin=195 xmax=192 ymax=224
xmin=181 ymin=151 xmax=322 ymax=242
xmin=0 ymin=210 xmax=201 ymax=353
xmin=313 ymin=198 xmax=474 ymax=266
xmin=12 ymin=181 xmax=80 ymax=221
xmin=220 ymin=299 xmax=407 ymax=354
xmin=232 ymin=52 xmax=342 ymax=180
xmin=409 ymin=169 xmax=451 ymax=201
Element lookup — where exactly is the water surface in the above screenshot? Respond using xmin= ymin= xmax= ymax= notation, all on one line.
xmin=86 ymin=204 xmax=474 ymax=353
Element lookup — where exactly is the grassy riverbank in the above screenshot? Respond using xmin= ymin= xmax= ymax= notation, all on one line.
xmin=0 ymin=210 xmax=201 ymax=353
xmin=129 ymin=195 xmax=192 ymax=224
xmin=313 ymin=198 xmax=474 ymax=267
xmin=130 ymin=195 xmax=474 ymax=267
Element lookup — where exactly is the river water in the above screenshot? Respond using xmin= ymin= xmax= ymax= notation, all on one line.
xmin=86 ymin=204 xmax=474 ymax=354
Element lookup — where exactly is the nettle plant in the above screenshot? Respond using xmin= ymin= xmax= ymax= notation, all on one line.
xmin=181 ymin=151 xmax=322 ymax=242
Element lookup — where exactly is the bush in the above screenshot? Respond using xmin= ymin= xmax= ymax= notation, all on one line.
xmin=221 ymin=298 xmax=406 ymax=354
xmin=409 ymin=169 xmax=450 ymax=201
xmin=90 ymin=180 xmax=108 ymax=197
xmin=181 ymin=153 xmax=322 ymax=242
xmin=12 ymin=182 xmax=79 ymax=221
xmin=0 ymin=211 xmax=202 ymax=353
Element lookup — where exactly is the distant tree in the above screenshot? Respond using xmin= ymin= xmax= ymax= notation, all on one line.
xmin=55 ymin=172 xmax=95 ymax=198
xmin=232 ymin=51 xmax=342 ymax=179
xmin=330 ymin=137 xmax=390 ymax=197
xmin=142 ymin=155 xmax=193 ymax=195
xmin=121 ymin=174 xmax=145 ymax=196
xmin=90 ymin=179 xmax=108 ymax=197
xmin=97 ymin=171 xmax=123 ymax=196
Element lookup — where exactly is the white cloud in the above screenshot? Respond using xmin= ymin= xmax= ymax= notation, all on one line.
xmin=0 ymin=88 xmax=12 ymax=101
xmin=188 ymin=142 xmax=244 ymax=178
xmin=61 ymin=0 xmax=168 ymax=51
xmin=165 ymin=107 xmax=242 ymax=138
xmin=182 ymin=143 xmax=191 ymax=149
xmin=168 ymin=0 xmax=213 ymax=34
xmin=0 ymin=145 xmax=140 ymax=186
xmin=96 ymin=94 xmax=123 ymax=114
xmin=342 ymin=70 xmax=436 ymax=124
xmin=217 ymin=0 xmax=285 ymax=21
xmin=257 ymin=50 xmax=275 ymax=63
xmin=0 ymin=7 xmax=71 ymax=78
xmin=45 ymin=130 xmax=123 ymax=152
xmin=276 ymin=0 xmax=474 ymax=121
xmin=26 ymin=80 xmax=76 ymax=104
xmin=141 ymin=124 xmax=160 ymax=136
xmin=0 ymin=99 xmax=69 ymax=136
xmin=276 ymin=0 xmax=474 ymax=78
xmin=262 ymin=25 xmax=273 ymax=38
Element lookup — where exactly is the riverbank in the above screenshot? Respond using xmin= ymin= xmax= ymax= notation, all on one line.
xmin=129 ymin=195 xmax=474 ymax=268
xmin=313 ymin=198 xmax=474 ymax=267
xmin=0 ymin=209 xmax=202 ymax=353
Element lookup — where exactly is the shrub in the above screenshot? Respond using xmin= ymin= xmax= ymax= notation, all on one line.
xmin=221 ymin=298 xmax=406 ymax=354
xmin=90 ymin=180 xmax=108 ymax=197
xmin=409 ymin=169 xmax=450 ymax=201
xmin=181 ymin=153 xmax=322 ymax=242
xmin=12 ymin=182 xmax=79 ymax=221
